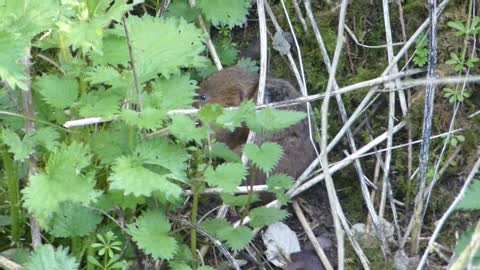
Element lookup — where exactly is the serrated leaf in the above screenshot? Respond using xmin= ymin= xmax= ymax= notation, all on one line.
xmin=85 ymin=65 xmax=123 ymax=87
xmin=134 ymin=137 xmax=189 ymax=181
xmin=34 ymin=74 xmax=79 ymax=109
xmin=201 ymin=218 xmax=252 ymax=251
xmin=244 ymin=143 xmax=283 ymax=175
xmin=205 ymin=163 xmax=248 ymax=193
xmin=198 ymin=104 xmax=224 ymax=125
xmin=169 ymin=245 xmax=193 ymax=270
xmin=197 ymin=0 xmax=250 ymax=28
xmin=22 ymin=143 xmax=100 ymax=222
xmin=90 ymin=123 xmax=132 ymax=165
xmin=238 ymin=57 xmax=259 ymax=73
xmin=58 ymin=0 xmax=139 ymax=54
xmin=2 ymin=128 xmax=35 ymax=161
xmin=216 ymin=100 xmax=255 ymax=131
xmin=128 ymin=210 xmax=178 ymax=260
xmin=121 ymin=108 xmax=168 ymax=129
xmin=166 ymin=1 xmax=200 ymax=22
xmin=79 ymin=88 xmax=124 ymax=118
xmin=108 ymin=156 xmax=182 ymax=198
xmin=249 ymin=207 xmax=289 ymax=228
xmin=211 ymin=142 xmax=241 ymax=163
xmin=201 ymin=218 xmax=231 ymax=235
xmin=221 ymin=193 xmax=259 ymax=206
xmin=0 ymin=0 xmax=60 ymax=38
xmin=217 ymin=225 xmax=253 ymax=251
xmin=96 ymin=190 xmax=145 ymax=210
xmin=47 ymin=202 xmax=102 ymax=238
xmin=169 ymin=115 xmax=208 ymax=144
xmin=216 ymin=41 xmax=239 ymax=65
xmin=31 ymin=127 xmax=61 ymax=152
xmin=0 ymin=32 xmax=29 ymax=90
xmin=89 ymin=31 xmax=130 ymax=66
xmin=454 ymin=229 xmax=480 ymax=265
xmin=24 ymin=245 xmax=78 ymax=270
xmin=246 ymin=106 xmax=306 ymax=134
xmin=149 ymin=73 xmax=198 ymax=111
xmin=124 ymin=15 xmax=206 ymax=82
xmin=266 ymin=174 xmax=294 ymax=204
xmin=198 ymin=267 xmax=216 ymax=270
xmin=455 ymin=180 xmax=480 ymax=210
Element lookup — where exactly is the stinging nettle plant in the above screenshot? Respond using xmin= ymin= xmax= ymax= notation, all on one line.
xmin=0 ymin=0 xmax=305 ymax=268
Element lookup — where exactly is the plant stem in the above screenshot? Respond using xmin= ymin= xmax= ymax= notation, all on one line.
xmin=190 ymin=180 xmax=200 ymax=270
xmin=1 ymin=144 xmax=20 ymax=246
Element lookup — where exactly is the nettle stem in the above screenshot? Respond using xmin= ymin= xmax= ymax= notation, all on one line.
xmin=190 ymin=179 xmax=200 ymax=269
xmin=1 ymin=144 xmax=21 ymax=246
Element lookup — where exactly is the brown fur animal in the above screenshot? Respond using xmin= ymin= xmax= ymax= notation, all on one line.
xmin=195 ymin=66 xmax=316 ymax=184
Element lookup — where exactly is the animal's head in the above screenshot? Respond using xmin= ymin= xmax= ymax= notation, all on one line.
xmin=194 ymin=66 xmax=259 ymax=108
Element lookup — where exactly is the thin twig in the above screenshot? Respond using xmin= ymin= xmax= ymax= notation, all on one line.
xmin=411 ymin=0 xmax=438 ymax=254
xmin=304 ymin=0 xmax=384 ymax=261
xmin=318 ymin=0 xmax=349 ymax=267
xmin=20 ymin=48 xmax=42 ymax=249
xmin=292 ymin=201 xmax=334 ymax=270
xmin=0 ymin=256 xmax=22 ymax=270
xmin=416 ymin=155 xmax=480 ymax=269
xmin=169 ymin=217 xmax=241 ymax=270
xmin=122 ymin=15 xmax=143 ymax=111
xmin=189 ymin=0 xmax=222 ymax=71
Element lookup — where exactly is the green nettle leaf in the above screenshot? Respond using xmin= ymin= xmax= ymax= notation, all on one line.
xmin=169 ymin=115 xmax=208 ymax=144
xmin=0 ymin=0 xmax=60 ymax=39
xmin=216 ymin=41 xmax=239 ymax=65
xmin=198 ymin=104 xmax=224 ymax=125
xmin=89 ymin=31 xmax=130 ymax=66
xmin=266 ymin=174 xmax=294 ymax=205
xmin=169 ymin=245 xmax=193 ymax=270
xmin=149 ymin=74 xmax=198 ymax=111
xmin=454 ymin=230 xmax=480 ymax=265
xmin=197 ymin=0 xmax=250 ymax=28
xmin=58 ymin=0 xmax=139 ymax=54
xmin=121 ymin=108 xmax=168 ymax=129
xmin=249 ymin=207 xmax=289 ymax=228
xmin=246 ymin=106 xmax=306 ymax=134
xmin=166 ymin=1 xmax=200 ymax=22
xmin=455 ymin=180 xmax=480 ymax=210
xmin=34 ymin=74 xmax=79 ymax=109
xmin=31 ymin=127 xmax=61 ymax=152
xmin=85 ymin=65 xmax=124 ymax=87
xmin=79 ymin=88 xmax=125 ymax=118
xmin=96 ymin=190 xmax=145 ymax=210
xmin=217 ymin=225 xmax=253 ymax=251
xmin=198 ymin=267 xmax=217 ymax=270
xmin=221 ymin=193 xmax=259 ymax=207
xmin=201 ymin=218 xmax=253 ymax=251
xmin=47 ymin=202 xmax=102 ymax=238
xmin=216 ymin=100 xmax=255 ymax=131
xmin=211 ymin=142 xmax=241 ymax=163
xmin=125 ymin=15 xmax=206 ymax=82
xmin=244 ymin=143 xmax=284 ymax=175
xmin=134 ymin=137 xmax=189 ymax=181
xmin=238 ymin=57 xmax=259 ymax=73
xmin=0 ymin=32 xmax=29 ymax=90
xmin=2 ymin=128 xmax=35 ymax=161
xmin=108 ymin=156 xmax=183 ymax=199
xmin=205 ymin=163 xmax=248 ymax=193
xmin=128 ymin=210 xmax=178 ymax=260
xmin=22 ymin=143 xmax=100 ymax=222
xmin=90 ymin=123 xmax=132 ymax=165
xmin=24 ymin=245 xmax=78 ymax=270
